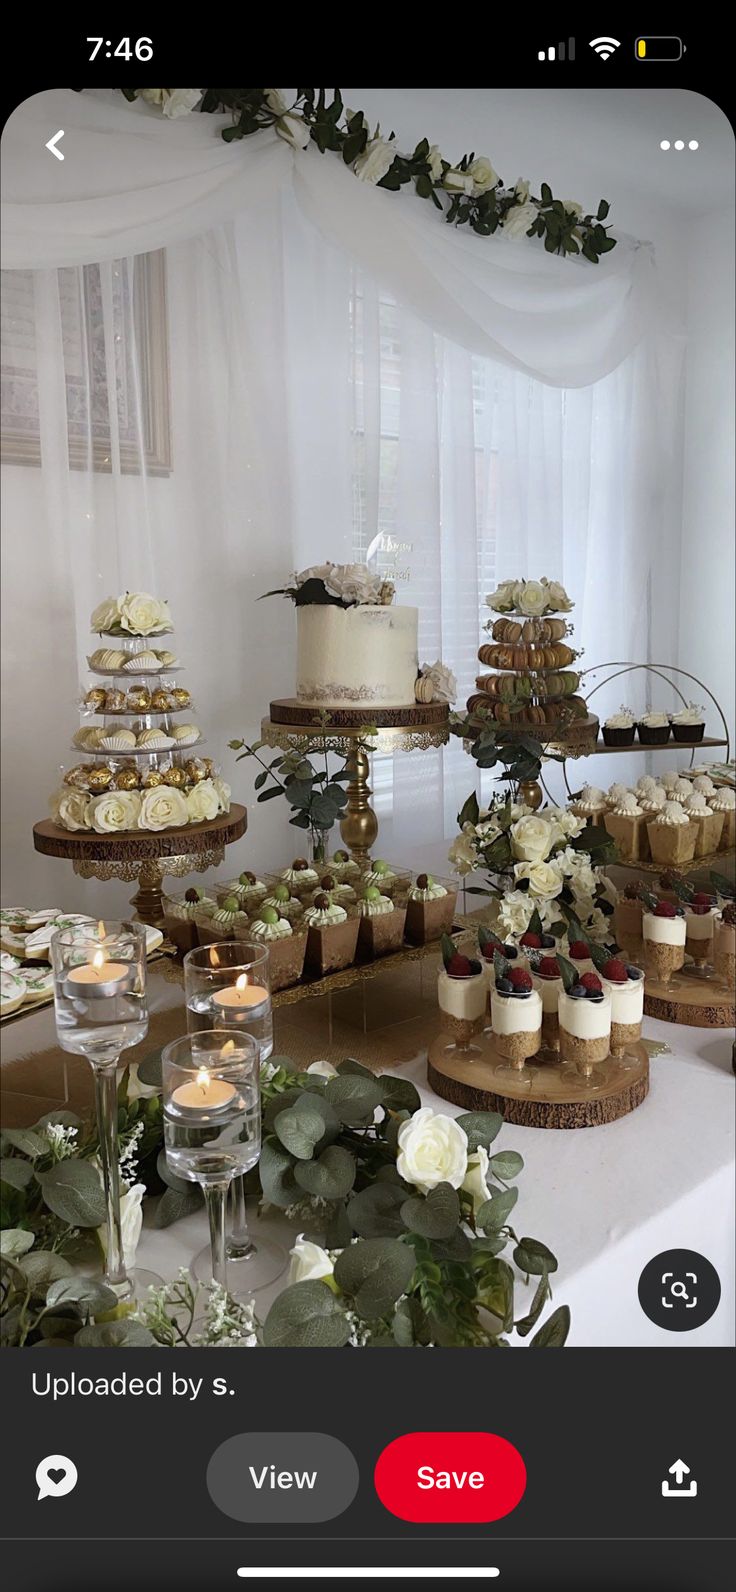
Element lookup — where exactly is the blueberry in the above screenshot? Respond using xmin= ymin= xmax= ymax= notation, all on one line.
xmin=569 ymin=984 xmax=587 ymax=999
xmin=503 ymin=944 xmax=518 ymax=959
xmin=512 ymin=988 xmax=531 ymax=998
xmin=540 ymin=934 xmax=555 ymax=948
xmin=496 ymin=977 xmax=513 ymax=994
xmin=626 ymin=965 xmax=643 ymax=980
xmin=586 ymin=990 xmax=604 ymax=1001
xmin=468 ymin=958 xmax=482 ymax=976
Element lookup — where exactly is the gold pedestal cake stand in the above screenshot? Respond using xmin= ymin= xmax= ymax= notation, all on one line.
xmin=261 ymin=700 xmax=450 ymax=863
xmin=32 ymin=805 xmax=248 ymax=928
xmin=427 ymin=1030 xmax=650 ymax=1129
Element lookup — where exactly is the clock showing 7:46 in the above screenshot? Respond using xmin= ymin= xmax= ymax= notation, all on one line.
xmin=87 ymin=38 xmax=153 ymax=60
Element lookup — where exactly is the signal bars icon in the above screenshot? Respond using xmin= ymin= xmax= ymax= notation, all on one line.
xmin=538 ymin=37 xmax=575 ymax=60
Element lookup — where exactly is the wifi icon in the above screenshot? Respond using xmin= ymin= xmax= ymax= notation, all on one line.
xmin=589 ymin=35 xmax=621 ymax=59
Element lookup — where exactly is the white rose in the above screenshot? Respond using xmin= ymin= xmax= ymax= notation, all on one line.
xmin=485 ymin=579 xmax=520 ymax=613
xmin=515 ymin=177 xmax=530 ymax=203
xmin=354 ymin=137 xmax=397 ymax=186
xmin=517 ymin=579 xmax=548 ymax=616
xmin=501 ymin=201 xmax=538 ymax=240
xmin=498 ymin=888 xmax=534 ymax=939
xmin=306 ymin=1060 xmax=339 ymax=1079
xmin=90 ymin=595 xmax=121 ymax=633
xmin=448 ymin=833 xmax=477 ymax=876
xmin=264 ymin=88 xmax=289 ymax=116
xmin=510 ymin=814 xmax=554 ymax=863
xmin=542 ymin=578 xmax=573 ymax=612
xmin=468 ymin=156 xmax=498 ymax=195
xmin=213 ymin=776 xmax=231 ymax=814
xmin=126 ymin=1062 xmax=160 ymax=1102
xmin=548 ymin=807 xmax=585 ymax=840
xmin=97 ymin=1182 xmax=145 ymax=1271
xmin=442 ymin=167 xmax=475 ymax=195
xmin=139 ymin=89 xmax=202 ymax=119
xmin=87 ymin=790 xmax=141 ymax=834
xmin=138 ymin=786 xmax=189 ymax=831
xmin=289 ymin=1235 xmax=335 ymax=1286
xmin=52 ymin=786 xmax=91 ymax=832
xmin=276 ymin=114 xmax=311 ymax=151
xmin=324 ymin=562 xmax=382 ymax=605
xmin=396 ymin=1107 xmax=468 ymax=1194
xmin=293 ymin=563 xmax=335 ymax=589
xmin=514 ymin=859 xmax=564 ymax=899
xmin=419 ymin=660 xmax=458 ymax=705
xmin=562 ymin=199 xmax=583 ymax=218
xmin=427 ymin=144 xmax=443 ymax=181
xmin=186 ymin=779 xmax=220 ymax=823
xmin=118 ymin=591 xmax=171 ymax=636
xmin=584 ymin=906 xmax=611 ymax=945
xmin=463 ymin=1146 xmax=493 ymax=1217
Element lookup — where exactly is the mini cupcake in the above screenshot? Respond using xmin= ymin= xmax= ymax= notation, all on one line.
xmin=671 ymin=702 xmax=706 ymax=743
xmin=642 ymin=901 xmax=686 ymax=984
xmin=569 ymin=784 xmax=608 ymax=822
xmin=604 ymin=792 xmax=647 ymax=862
xmin=279 ymin=859 xmax=320 ymax=897
xmin=531 ymin=957 xmax=563 ymax=1054
xmin=216 ymin=872 xmax=268 ymax=913
xmin=491 ymin=966 xmax=543 ymax=1068
xmin=637 ymin=710 xmax=671 ymax=746
xmin=600 ymin=957 xmax=644 ymax=1057
xmin=714 ymin=902 xmax=736 ymax=990
xmin=708 ymin=787 xmax=735 ymax=849
xmin=614 ymin=884 xmax=645 ymax=963
xmin=558 ymin=974 xmax=612 ymax=1074
xmin=405 ymin=873 xmax=457 ymax=945
xmin=684 ymin=892 xmax=718 ymax=966
xmin=683 ymin=792 xmax=724 ymax=857
xmin=163 ymin=886 xmax=211 ymax=953
xmin=330 ymin=850 xmax=362 ymax=883
xmin=362 ymin=858 xmax=399 ymax=895
xmin=602 ymin=706 xmax=636 ymax=747
xmin=249 ymin=908 xmax=307 ymax=991
xmin=356 ymin=886 xmax=406 ymax=958
xmin=438 ymin=941 xmax=487 ymax=1046
xmin=194 ymin=894 xmax=250 ymax=946
xmin=261 ymin=883 xmax=304 ymax=925
xmin=303 ymin=892 xmax=359 ymax=975
xmin=646 ymin=800 xmax=696 ymax=867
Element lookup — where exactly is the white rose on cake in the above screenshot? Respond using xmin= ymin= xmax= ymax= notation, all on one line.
xmin=542 ymin=578 xmax=573 ymax=612
xmin=87 ymin=790 xmax=141 ymax=833
xmin=418 ymin=660 xmax=458 ymax=705
xmin=90 ymin=595 xmax=121 ymax=633
xmin=51 ymin=786 xmax=91 ymax=831
xmin=186 ymin=779 xmax=220 ymax=823
xmin=324 ymin=563 xmax=384 ymax=605
xmin=396 ymin=1107 xmax=468 ymax=1193
xmin=510 ymin=813 xmax=554 ymax=863
xmin=138 ymin=786 xmax=189 ymax=831
xmin=212 ymin=776 xmax=231 ymax=814
xmin=354 ymin=137 xmax=397 ymax=186
xmin=118 ymin=591 xmax=172 ymax=635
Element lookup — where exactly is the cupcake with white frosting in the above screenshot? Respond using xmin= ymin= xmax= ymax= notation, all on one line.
xmin=642 ymin=901 xmax=686 ymax=984
xmin=708 ymin=787 xmax=735 ymax=849
xmin=646 ymin=800 xmax=697 ymax=867
xmin=405 ymin=873 xmax=457 ymax=945
xmin=671 ymin=702 xmax=706 ymax=743
xmin=303 ymin=891 xmax=359 ymax=975
xmin=604 ymin=791 xmax=647 ymax=863
xmin=602 ymin=706 xmax=636 ymax=747
xmin=570 ymin=784 xmax=607 ymax=822
xmin=637 ymin=710 xmax=671 ymax=746
xmin=683 ymin=791 xmax=724 ymax=857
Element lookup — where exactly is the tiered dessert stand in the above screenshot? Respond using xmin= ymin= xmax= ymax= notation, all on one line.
xmin=33 ymin=628 xmax=246 ymax=927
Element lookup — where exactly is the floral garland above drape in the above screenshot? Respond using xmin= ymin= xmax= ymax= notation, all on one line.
xmin=119 ymin=88 xmax=617 ymax=265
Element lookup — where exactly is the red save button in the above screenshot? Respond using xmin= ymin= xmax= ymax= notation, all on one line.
xmin=374 ymin=1431 xmax=526 ymax=1524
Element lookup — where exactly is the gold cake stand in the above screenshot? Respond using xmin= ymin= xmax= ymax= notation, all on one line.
xmin=261 ymin=700 xmax=450 ymax=863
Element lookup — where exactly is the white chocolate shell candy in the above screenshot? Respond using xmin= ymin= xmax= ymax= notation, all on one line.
xmin=73 ymin=728 xmax=95 ymax=749
xmin=89 ymin=647 xmax=128 ymax=670
xmin=100 ymin=730 xmax=137 ymax=751
xmin=123 ymin=650 xmax=163 ymax=673
xmin=155 ymin=650 xmax=179 ymax=667
xmin=170 ymin=724 xmax=200 ymax=746
xmin=136 ymin=729 xmax=174 ymax=749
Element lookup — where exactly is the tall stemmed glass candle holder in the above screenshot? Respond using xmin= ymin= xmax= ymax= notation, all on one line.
xmin=50 ymin=920 xmax=161 ymax=1301
xmin=162 ymin=1031 xmax=262 ymax=1293
xmin=183 ymin=942 xmax=286 ymax=1291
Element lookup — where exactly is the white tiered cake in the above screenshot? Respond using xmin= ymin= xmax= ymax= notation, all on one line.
xmin=296 ymin=603 xmax=418 ymax=708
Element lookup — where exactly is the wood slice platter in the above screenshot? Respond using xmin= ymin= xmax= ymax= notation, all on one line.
xmin=269 ymin=698 xmax=449 ymax=731
xmin=32 ymin=805 xmax=247 ymax=863
xmin=643 ymin=967 xmax=735 ymax=1028
xmin=427 ymin=1031 xmax=649 ymax=1128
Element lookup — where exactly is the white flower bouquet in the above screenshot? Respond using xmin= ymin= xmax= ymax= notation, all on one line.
xmin=263 ymin=563 xmax=395 ymax=609
xmin=90 ymin=590 xmax=173 ymax=636
xmin=485 ymin=577 xmax=574 ymax=616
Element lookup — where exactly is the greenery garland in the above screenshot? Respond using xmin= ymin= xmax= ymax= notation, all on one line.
xmin=0 ymin=1055 xmax=569 ymax=1349
xmin=117 ymin=88 xmax=616 ymax=266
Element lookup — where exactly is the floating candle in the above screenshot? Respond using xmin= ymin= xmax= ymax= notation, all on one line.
xmin=171 ymin=1067 xmax=237 ymax=1113
xmin=64 ymin=947 xmax=131 ymax=999
xmin=211 ymin=974 xmax=269 ymax=1015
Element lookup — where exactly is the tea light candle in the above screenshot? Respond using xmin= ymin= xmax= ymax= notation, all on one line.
xmin=63 ymin=951 xmax=132 ymax=1000
xmin=171 ymin=1069 xmax=237 ymax=1113
xmin=211 ymin=976 xmax=269 ymax=1017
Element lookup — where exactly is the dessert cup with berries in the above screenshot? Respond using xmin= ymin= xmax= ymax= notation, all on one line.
xmin=517 ymin=928 xmax=557 ymax=972
xmin=642 ymin=901 xmax=686 ymax=984
xmin=490 ymin=962 xmax=543 ymax=1075
xmin=567 ymin=937 xmax=596 ymax=975
xmin=600 ymin=957 xmax=645 ymax=1060
xmin=558 ymin=969 xmax=612 ymax=1085
xmin=684 ymin=894 xmax=718 ymax=969
xmin=437 ymin=936 xmax=487 ymax=1056
xmin=714 ymin=902 xmax=736 ymax=991
xmin=477 ymin=927 xmax=521 ymax=1027
xmin=531 ymin=956 xmax=564 ymax=1055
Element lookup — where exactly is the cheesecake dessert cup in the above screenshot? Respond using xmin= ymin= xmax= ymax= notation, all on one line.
xmin=614 ymin=887 xmax=645 ymax=962
xmin=600 ymin=957 xmax=644 ymax=1058
xmin=684 ymin=895 xmax=718 ymax=967
xmin=356 ymin=888 xmax=407 ymax=958
xmin=714 ymin=904 xmax=736 ymax=990
xmin=249 ymin=908 xmax=308 ymax=991
xmin=405 ymin=874 xmax=457 ymax=945
xmin=566 ymin=938 xmax=596 ymax=976
xmin=683 ymin=793 xmax=724 ymax=858
xmin=646 ymin=801 xmax=697 ymax=867
xmin=558 ymin=977 xmax=612 ymax=1079
xmin=531 ymin=957 xmax=563 ymax=1054
xmin=604 ymin=793 xmax=648 ymax=863
xmin=517 ymin=929 xmax=557 ymax=973
xmin=438 ymin=943 xmax=487 ymax=1053
xmin=709 ymin=787 xmax=736 ymax=849
xmin=642 ymin=904 xmax=686 ymax=984
xmin=491 ymin=967 xmax=542 ymax=1069
xmin=163 ymin=887 xmax=212 ymax=953
xmin=302 ymin=894 xmax=360 ymax=975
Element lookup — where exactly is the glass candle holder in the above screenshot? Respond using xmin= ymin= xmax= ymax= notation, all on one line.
xmin=182 ymin=942 xmax=285 ymax=1293
xmin=162 ymin=1030 xmax=262 ymax=1293
xmin=50 ymin=919 xmax=160 ymax=1302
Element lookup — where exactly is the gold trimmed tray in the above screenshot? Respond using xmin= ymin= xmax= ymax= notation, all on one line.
xmin=269 ymin=698 xmax=449 ymax=731
xmin=427 ymin=1032 xmax=650 ymax=1128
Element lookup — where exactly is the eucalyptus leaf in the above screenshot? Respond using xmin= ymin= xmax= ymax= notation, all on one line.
xmin=38 ymin=1160 xmax=107 ymax=1229
xmin=455 ymin=1112 xmax=504 ymax=1153
xmin=378 ymin=1075 xmax=421 ymax=1114
xmin=515 ymin=1271 xmax=551 ymax=1337
xmin=0 ymin=1157 xmax=35 ymax=1190
xmin=0 ymin=1228 xmax=35 ymax=1259
xmin=262 ymin=1280 xmax=351 ymax=1348
xmin=137 ymin=1051 xmax=163 ymax=1088
xmin=334 ymin=1237 xmax=415 ymax=1319
xmin=20 ymin=1252 xmax=74 ymax=1295
xmin=477 ymin=1186 xmax=519 ymax=1231
xmin=156 ymin=1147 xmax=192 ymax=1194
xmin=153 ymin=1185 xmax=203 ymax=1228
xmin=274 ymin=1103 xmax=326 ymax=1160
xmin=324 ymin=1074 xmax=384 ymax=1125
xmin=513 ymin=1236 xmax=559 ymax=1276
xmin=45 ymin=1276 xmax=119 ymax=1317
xmin=489 ymin=1150 xmax=524 ymax=1181
xmin=347 ymin=1182 xmax=407 ymax=1239
xmin=529 ymin=1304 xmax=570 ymax=1347
xmin=400 ymin=1182 xmax=460 ymax=1240
xmin=75 ymin=1319 xmax=156 ymax=1348
xmin=35 ymin=1110 xmax=82 ymax=1131
xmin=259 ymin=1139 xmax=300 ymax=1209
xmin=323 ymin=1201 xmax=353 ymax=1250
xmin=294 ymin=1145 xmax=356 ymax=1201
xmin=2 ymin=1128 xmax=49 ymax=1159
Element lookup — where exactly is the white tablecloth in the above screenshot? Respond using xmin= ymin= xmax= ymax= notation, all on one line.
xmin=136 ymin=1016 xmax=735 ymax=1348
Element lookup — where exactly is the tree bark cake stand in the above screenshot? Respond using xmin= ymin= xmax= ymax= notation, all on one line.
xmin=642 ymin=968 xmax=735 ymax=1029
xmin=32 ymin=805 xmax=247 ymax=928
xmin=261 ymin=700 xmax=450 ymax=864
xmin=427 ymin=1031 xmax=649 ymax=1128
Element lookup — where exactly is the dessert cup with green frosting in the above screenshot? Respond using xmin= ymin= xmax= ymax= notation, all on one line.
xmin=356 ymin=887 xmax=407 ymax=958
xmin=405 ymin=873 xmax=457 ymax=945
xmin=303 ymin=893 xmax=360 ymax=975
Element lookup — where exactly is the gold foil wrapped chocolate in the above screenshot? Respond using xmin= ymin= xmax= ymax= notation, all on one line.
xmin=84 ymin=687 xmax=107 ymax=711
xmin=64 ymin=765 xmax=89 ymax=789
xmin=113 ymin=767 xmax=140 ymax=790
xmin=163 ymin=767 xmax=187 ymax=788
xmin=86 ymin=765 xmax=113 ymax=791
xmin=201 ymin=757 xmax=214 ymax=778
xmin=104 ymin=688 xmax=127 ymax=712
xmin=169 ymin=688 xmax=191 ymax=709
xmin=126 ymin=687 xmax=152 ymax=712
xmin=142 ymin=769 xmax=165 ymax=787
xmin=150 ymin=688 xmax=173 ymax=711
xmin=184 ymin=758 xmax=206 ymax=783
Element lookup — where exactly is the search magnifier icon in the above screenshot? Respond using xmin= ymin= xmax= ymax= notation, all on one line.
xmin=670 ymin=1281 xmax=689 ymax=1300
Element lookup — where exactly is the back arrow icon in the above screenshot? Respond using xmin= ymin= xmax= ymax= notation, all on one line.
xmin=46 ymin=130 xmax=65 ymax=161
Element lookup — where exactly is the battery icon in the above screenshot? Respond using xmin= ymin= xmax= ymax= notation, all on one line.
xmin=635 ymin=36 xmax=684 ymax=60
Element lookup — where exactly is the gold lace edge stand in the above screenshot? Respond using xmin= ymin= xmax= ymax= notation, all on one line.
xmin=609 ymin=845 xmax=735 ymax=878
xmin=427 ymin=1032 xmax=650 ymax=1128
xmin=261 ymin=702 xmax=450 ymax=864
xmin=31 ymin=806 xmax=247 ymax=928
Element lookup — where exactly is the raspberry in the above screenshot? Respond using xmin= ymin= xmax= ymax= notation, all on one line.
xmin=538 ymin=956 xmax=560 ymax=978
xmin=688 ymin=902 xmax=711 ymax=915
xmin=602 ymin=958 xmax=627 ymax=982
xmin=690 ymin=893 xmax=712 ymax=908
xmin=519 ymin=931 xmax=542 ymax=948
xmin=654 ymin=901 xmax=677 ymax=917
xmin=509 ymin=967 xmax=533 ymax=991
xmin=446 ymin=953 xmax=473 ymax=977
xmin=580 ymin=971 xmax=603 ymax=992
xmin=569 ymin=940 xmax=590 ymax=959
xmin=481 ymin=944 xmax=496 ymax=961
